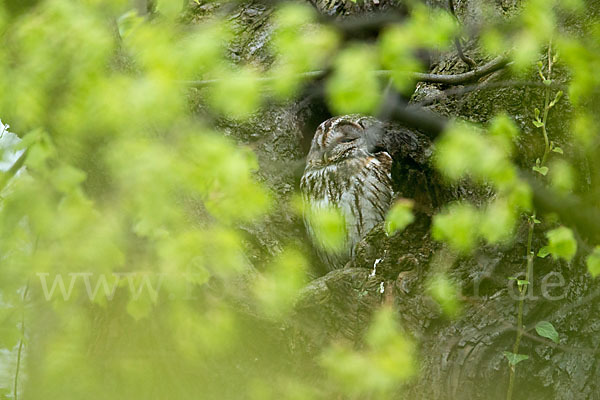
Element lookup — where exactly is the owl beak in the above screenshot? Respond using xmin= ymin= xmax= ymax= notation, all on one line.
xmin=307 ymin=151 xmax=326 ymax=167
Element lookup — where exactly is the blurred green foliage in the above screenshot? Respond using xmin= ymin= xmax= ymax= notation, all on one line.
xmin=545 ymin=226 xmax=577 ymax=262
xmin=385 ymin=198 xmax=414 ymax=236
xmin=320 ymin=307 xmax=415 ymax=397
xmin=427 ymin=273 xmax=462 ymax=318
xmin=586 ymin=247 xmax=600 ymax=278
xmin=303 ymin=204 xmax=348 ymax=254
xmin=0 ymin=0 xmax=599 ymax=398
xmin=270 ymin=3 xmax=338 ymax=97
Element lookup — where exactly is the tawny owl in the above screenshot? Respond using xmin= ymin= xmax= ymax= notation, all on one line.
xmin=300 ymin=115 xmax=394 ymax=271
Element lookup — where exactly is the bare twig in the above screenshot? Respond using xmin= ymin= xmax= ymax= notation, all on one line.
xmin=377 ymin=90 xmax=448 ymax=139
xmin=0 ymin=149 xmax=28 ymax=193
xmin=454 ymin=38 xmax=477 ymax=69
xmin=448 ymin=0 xmax=477 ymax=69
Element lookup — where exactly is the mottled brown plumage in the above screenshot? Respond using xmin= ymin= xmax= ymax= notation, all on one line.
xmin=300 ymin=115 xmax=394 ymax=270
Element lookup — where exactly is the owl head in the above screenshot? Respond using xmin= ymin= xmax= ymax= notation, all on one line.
xmin=305 ymin=115 xmax=386 ymax=169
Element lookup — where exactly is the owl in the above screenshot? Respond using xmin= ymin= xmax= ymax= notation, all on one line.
xmin=300 ymin=115 xmax=394 ymax=271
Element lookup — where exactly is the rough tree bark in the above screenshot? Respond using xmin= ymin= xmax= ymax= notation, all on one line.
xmin=186 ymin=0 xmax=600 ymax=399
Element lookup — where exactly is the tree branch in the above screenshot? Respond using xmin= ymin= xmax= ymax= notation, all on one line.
xmin=13 ymin=282 xmax=29 ymax=400
xmin=185 ymin=56 xmax=509 ymax=88
xmin=416 ymin=80 xmax=567 ymax=107
xmin=411 ymin=56 xmax=509 ymax=84
xmin=378 ymin=93 xmax=600 ymax=243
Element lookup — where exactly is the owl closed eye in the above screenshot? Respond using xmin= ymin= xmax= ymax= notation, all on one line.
xmin=300 ymin=115 xmax=394 ymax=271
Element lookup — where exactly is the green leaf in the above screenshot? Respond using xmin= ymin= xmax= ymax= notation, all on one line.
xmin=156 ymin=0 xmax=183 ymax=19
xmin=552 ymin=146 xmax=564 ymax=154
xmin=432 ymin=203 xmax=480 ymax=253
xmin=553 ymin=90 xmax=563 ymax=105
xmin=306 ymin=205 xmax=347 ymax=254
xmin=126 ymin=296 xmax=153 ymax=321
xmin=532 ymin=165 xmax=548 ymax=176
xmin=488 ymin=114 xmax=520 ymax=154
xmin=209 ymin=67 xmax=261 ymax=119
xmin=549 ymin=160 xmax=575 ymax=193
xmin=532 ymin=120 xmax=544 ymax=128
xmin=51 ymin=164 xmax=87 ymax=194
xmin=253 ymin=248 xmax=308 ymax=318
xmin=385 ymin=199 xmax=415 ymax=236
xmin=546 ymin=226 xmax=578 ymax=262
xmin=117 ymin=10 xmax=143 ymax=38
xmin=434 ymin=121 xmax=516 ymax=188
xmin=503 ymin=351 xmax=529 ymax=366
xmin=479 ymin=198 xmax=516 ymax=243
xmin=535 ymin=321 xmax=559 ymax=344
xmin=517 ymin=279 xmax=530 ymax=286
xmin=427 ymin=273 xmax=461 ymax=317
xmin=586 ymin=246 xmax=600 ymax=278
xmin=534 ymin=108 xmax=540 ymax=119
xmin=543 ymin=79 xmax=552 ymax=86
xmin=537 ymin=246 xmax=550 ymax=258
xmin=326 ymin=45 xmax=381 ymax=114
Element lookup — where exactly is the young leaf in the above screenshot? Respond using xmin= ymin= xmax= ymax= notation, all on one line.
xmin=532 ymin=165 xmax=548 ymax=176
xmin=532 ymin=120 xmax=544 ymax=128
xmin=306 ymin=205 xmax=347 ymax=254
xmin=117 ymin=10 xmax=143 ymax=38
xmin=537 ymin=246 xmax=550 ymax=258
xmin=427 ymin=273 xmax=462 ymax=318
xmin=535 ymin=321 xmax=559 ymax=344
xmin=546 ymin=227 xmax=577 ymax=262
xmin=503 ymin=351 xmax=529 ymax=366
xmin=586 ymin=246 xmax=600 ymax=278
xmin=554 ymin=91 xmax=563 ymax=104
xmin=552 ymin=146 xmax=564 ymax=154
xmin=432 ymin=203 xmax=479 ymax=253
xmin=385 ymin=199 xmax=415 ymax=236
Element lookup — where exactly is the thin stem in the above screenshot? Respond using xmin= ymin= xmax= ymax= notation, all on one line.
xmin=507 ymin=41 xmax=553 ymax=400
xmin=506 ymin=217 xmax=534 ymax=400
xmin=448 ymin=0 xmax=476 ymax=69
xmin=540 ymin=93 xmax=551 ymax=166
xmin=13 ymin=282 xmax=30 ymax=400
xmin=0 ymin=149 xmax=28 ymax=193
xmin=540 ymin=43 xmax=553 ymax=167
